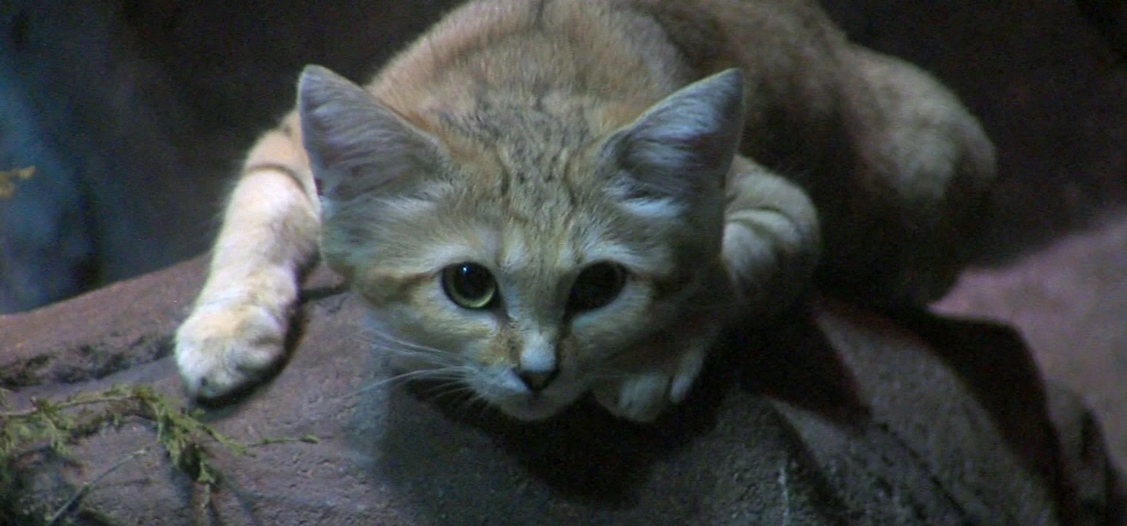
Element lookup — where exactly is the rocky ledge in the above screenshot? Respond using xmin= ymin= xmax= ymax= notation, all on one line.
xmin=1 ymin=255 xmax=1124 ymax=525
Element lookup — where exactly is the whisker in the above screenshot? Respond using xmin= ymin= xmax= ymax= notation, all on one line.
xmin=585 ymin=371 xmax=638 ymax=382
xmin=451 ymin=391 xmax=492 ymax=418
xmin=352 ymin=366 xmax=469 ymax=397
xmin=416 ymin=378 xmax=471 ymax=397
xmin=677 ymin=299 xmax=751 ymax=314
xmin=355 ymin=328 xmax=470 ymax=372
xmin=355 ymin=325 xmax=453 ymax=354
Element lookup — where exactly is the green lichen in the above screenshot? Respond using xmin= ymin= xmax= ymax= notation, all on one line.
xmin=0 ymin=383 xmax=317 ymax=524
xmin=0 ymin=166 xmax=34 ymax=199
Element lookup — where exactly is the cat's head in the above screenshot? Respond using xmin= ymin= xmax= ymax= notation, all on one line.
xmin=297 ymin=65 xmax=744 ymax=420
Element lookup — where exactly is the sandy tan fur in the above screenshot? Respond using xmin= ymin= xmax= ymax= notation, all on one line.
xmin=175 ymin=0 xmax=994 ymax=421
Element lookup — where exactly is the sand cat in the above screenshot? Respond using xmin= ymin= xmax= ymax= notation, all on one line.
xmin=174 ymin=0 xmax=994 ymax=422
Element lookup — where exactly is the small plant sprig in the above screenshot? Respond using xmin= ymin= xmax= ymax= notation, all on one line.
xmin=0 ymin=166 xmax=34 ymax=199
xmin=0 ymin=383 xmax=318 ymax=523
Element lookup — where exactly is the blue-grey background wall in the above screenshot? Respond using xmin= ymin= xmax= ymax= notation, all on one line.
xmin=0 ymin=0 xmax=1124 ymax=313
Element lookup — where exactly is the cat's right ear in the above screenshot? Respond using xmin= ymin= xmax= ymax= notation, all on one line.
xmin=298 ymin=65 xmax=440 ymax=201
xmin=599 ymin=69 xmax=745 ymax=211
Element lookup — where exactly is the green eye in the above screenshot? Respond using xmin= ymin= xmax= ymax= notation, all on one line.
xmin=442 ymin=263 xmax=498 ymax=309
xmin=567 ymin=262 xmax=626 ymax=313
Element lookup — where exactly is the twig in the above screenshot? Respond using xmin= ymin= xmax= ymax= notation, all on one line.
xmin=0 ymin=395 xmax=136 ymax=420
xmin=247 ymin=435 xmax=320 ymax=448
xmin=44 ymin=447 xmax=150 ymax=526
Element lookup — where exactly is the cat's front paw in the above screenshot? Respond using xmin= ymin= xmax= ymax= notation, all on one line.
xmin=593 ymin=372 xmax=671 ymax=422
xmin=174 ymin=301 xmax=288 ymax=400
xmin=592 ymin=347 xmax=706 ymax=422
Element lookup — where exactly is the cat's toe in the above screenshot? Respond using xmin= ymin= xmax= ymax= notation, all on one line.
xmin=593 ymin=373 xmax=670 ymax=423
xmin=669 ymin=346 xmax=707 ymax=403
xmin=174 ymin=303 xmax=287 ymax=401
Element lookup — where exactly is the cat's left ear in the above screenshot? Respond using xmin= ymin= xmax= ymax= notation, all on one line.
xmin=600 ymin=69 xmax=745 ymax=207
xmin=298 ymin=65 xmax=440 ymax=201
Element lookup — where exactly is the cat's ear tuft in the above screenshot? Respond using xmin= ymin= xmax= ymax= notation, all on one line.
xmin=602 ymin=69 xmax=745 ymax=206
xmin=298 ymin=65 xmax=439 ymax=201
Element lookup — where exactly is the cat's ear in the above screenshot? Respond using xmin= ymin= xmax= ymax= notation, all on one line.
xmin=298 ymin=65 xmax=440 ymax=201
xmin=601 ymin=69 xmax=745 ymax=207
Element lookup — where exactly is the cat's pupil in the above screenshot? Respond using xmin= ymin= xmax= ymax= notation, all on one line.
xmin=442 ymin=263 xmax=498 ymax=309
xmin=568 ymin=262 xmax=626 ymax=313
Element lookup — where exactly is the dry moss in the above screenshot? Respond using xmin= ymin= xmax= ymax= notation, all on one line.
xmin=0 ymin=384 xmax=317 ymax=524
xmin=0 ymin=167 xmax=34 ymax=199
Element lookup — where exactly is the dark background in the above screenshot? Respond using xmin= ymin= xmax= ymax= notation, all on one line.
xmin=0 ymin=0 xmax=1124 ymax=313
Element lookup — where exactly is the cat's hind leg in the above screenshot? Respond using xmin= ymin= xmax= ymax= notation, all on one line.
xmin=821 ymin=47 xmax=996 ymax=306
xmin=175 ymin=113 xmax=321 ymax=400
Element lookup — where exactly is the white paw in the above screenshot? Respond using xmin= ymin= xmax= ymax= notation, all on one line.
xmin=174 ymin=301 xmax=287 ymax=400
xmin=592 ymin=346 xmax=707 ymax=422
xmin=594 ymin=372 xmax=671 ymax=423
xmin=668 ymin=347 xmax=706 ymax=403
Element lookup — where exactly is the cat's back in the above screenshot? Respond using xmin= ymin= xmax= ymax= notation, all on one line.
xmin=369 ymin=0 xmax=846 ymax=130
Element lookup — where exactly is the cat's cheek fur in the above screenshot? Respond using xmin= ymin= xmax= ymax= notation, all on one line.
xmin=362 ymin=298 xmax=493 ymax=368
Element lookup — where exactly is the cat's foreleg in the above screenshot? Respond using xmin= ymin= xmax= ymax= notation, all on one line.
xmin=175 ymin=113 xmax=321 ymax=400
xmin=622 ymin=159 xmax=819 ymax=414
xmin=593 ymin=158 xmax=819 ymax=422
xmin=722 ymin=156 xmax=821 ymax=319
xmin=592 ymin=326 xmax=716 ymax=422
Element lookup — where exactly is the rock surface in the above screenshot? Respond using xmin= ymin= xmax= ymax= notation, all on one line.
xmin=2 ymin=258 xmax=1124 ymax=525
xmin=938 ymin=212 xmax=1127 ymax=471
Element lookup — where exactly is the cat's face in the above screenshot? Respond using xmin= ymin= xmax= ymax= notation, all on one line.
xmin=351 ymin=192 xmax=696 ymax=418
xmin=298 ymin=66 xmax=743 ymax=419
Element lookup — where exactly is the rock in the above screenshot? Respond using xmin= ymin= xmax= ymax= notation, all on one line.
xmin=937 ymin=212 xmax=1127 ymax=471
xmin=1 ymin=258 xmax=1123 ymax=525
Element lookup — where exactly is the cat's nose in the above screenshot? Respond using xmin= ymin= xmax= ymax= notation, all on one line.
xmin=515 ymin=367 xmax=559 ymax=392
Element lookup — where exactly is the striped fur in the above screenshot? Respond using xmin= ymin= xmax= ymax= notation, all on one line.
xmin=175 ymin=0 xmax=993 ymax=421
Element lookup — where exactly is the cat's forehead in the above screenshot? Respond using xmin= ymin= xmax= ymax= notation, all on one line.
xmin=437 ymin=98 xmax=596 ymax=145
xmin=435 ymin=214 xmax=667 ymax=281
xmin=417 ymin=104 xmax=674 ymax=275
xmin=445 ymin=170 xmax=605 ymax=268
xmin=430 ymin=174 xmax=675 ymax=279
xmin=437 ymin=106 xmax=608 ymax=214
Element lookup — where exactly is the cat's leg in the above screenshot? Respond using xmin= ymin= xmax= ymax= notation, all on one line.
xmin=175 ymin=112 xmax=321 ymax=400
xmin=593 ymin=157 xmax=820 ymax=422
xmin=722 ymin=156 xmax=822 ymax=317
xmin=592 ymin=327 xmax=715 ymax=423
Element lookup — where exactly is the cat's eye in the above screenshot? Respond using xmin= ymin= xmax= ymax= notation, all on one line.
xmin=442 ymin=263 xmax=498 ymax=309
xmin=567 ymin=262 xmax=627 ymax=313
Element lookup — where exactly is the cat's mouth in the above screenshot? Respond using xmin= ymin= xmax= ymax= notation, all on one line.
xmin=495 ymin=395 xmax=569 ymax=421
xmin=491 ymin=379 xmax=593 ymax=421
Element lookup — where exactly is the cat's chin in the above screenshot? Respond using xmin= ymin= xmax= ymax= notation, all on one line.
xmin=494 ymin=396 xmax=571 ymax=421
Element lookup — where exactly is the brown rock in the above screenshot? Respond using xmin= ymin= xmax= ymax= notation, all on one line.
xmin=1 ymin=258 xmax=1123 ymax=525
xmin=938 ymin=212 xmax=1127 ymax=472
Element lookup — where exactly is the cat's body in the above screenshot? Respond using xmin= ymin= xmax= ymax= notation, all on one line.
xmin=175 ymin=0 xmax=994 ymax=421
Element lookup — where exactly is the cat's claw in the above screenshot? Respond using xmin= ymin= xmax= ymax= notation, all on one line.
xmin=174 ymin=302 xmax=287 ymax=400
